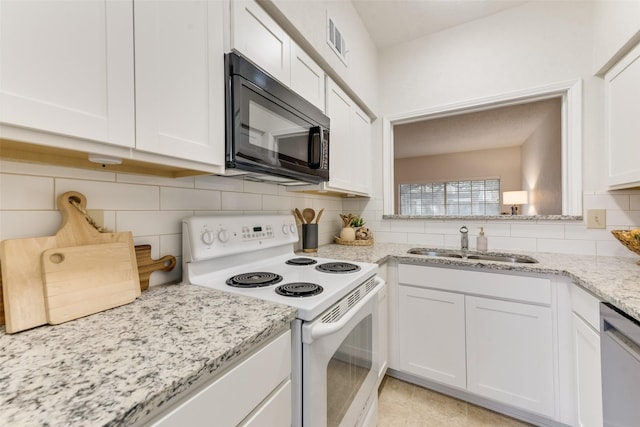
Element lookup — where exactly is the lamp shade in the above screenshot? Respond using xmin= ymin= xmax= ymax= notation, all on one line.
xmin=503 ymin=190 xmax=528 ymax=205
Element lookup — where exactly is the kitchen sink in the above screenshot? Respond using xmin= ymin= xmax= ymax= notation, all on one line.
xmin=407 ymin=248 xmax=538 ymax=264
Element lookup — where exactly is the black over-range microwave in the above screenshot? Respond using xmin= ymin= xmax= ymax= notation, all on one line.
xmin=225 ymin=52 xmax=330 ymax=184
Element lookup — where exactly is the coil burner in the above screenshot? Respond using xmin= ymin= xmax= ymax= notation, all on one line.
xmin=285 ymin=257 xmax=318 ymax=266
xmin=226 ymin=272 xmax=283 ymax=288
xmin=315 ymin=262 xmax=361 ymax=274
xmin=275 ymin=282 xmax=324 ymax=297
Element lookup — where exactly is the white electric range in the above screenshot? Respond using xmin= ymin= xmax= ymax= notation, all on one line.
xmin=182 ymin=214 xmax=383 ymax=427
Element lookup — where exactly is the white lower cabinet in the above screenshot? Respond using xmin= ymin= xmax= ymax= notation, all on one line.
xmin=146 ymin=330 xmax=291 ymax=427
xmin=465 ymin=296 xmax=555 ymax=417
xmin=571 ymin=285 xmax=603 ymax=427
xmin=397 ymin=264 xmax=559 ymax=420
xmin=398 ymin=286 xmax=466 ymax=388
xmin=377 ymin=279 xmax=389 ymax=385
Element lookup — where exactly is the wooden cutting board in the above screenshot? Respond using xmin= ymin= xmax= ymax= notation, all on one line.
xmin=0 ymin=191 xmax=140 ymax=333
xmin=0 ymin=245 xmax=177 ymax=327
xmin=42 ymin=242 xmax=140 ymax=324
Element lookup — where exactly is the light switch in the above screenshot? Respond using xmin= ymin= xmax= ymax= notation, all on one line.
xmin=586 ymin=209 xmax=606 ymax=229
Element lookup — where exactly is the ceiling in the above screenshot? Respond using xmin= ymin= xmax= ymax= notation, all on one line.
xmin=393 ymin=98 xmax=561 ymax=159
xmin=352 ymin=0 xmax=528 ymax=48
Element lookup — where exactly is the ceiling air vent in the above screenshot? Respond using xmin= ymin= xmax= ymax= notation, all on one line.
xmin=327 ymin=15 xmax=347 ymax=65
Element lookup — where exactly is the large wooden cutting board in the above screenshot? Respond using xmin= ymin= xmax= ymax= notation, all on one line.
xmin=0 ymin=191 xmax=140 ymax=333
xmin=42 ymin=243 xmax=139 ymax=324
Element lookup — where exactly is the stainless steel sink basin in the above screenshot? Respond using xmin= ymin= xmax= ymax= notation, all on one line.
xmin=406 ymin=249 xmax=464 ymax=258
xmin=407 ymin=248 xmax=538 ymax=264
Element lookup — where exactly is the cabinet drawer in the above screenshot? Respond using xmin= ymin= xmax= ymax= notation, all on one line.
xmin=399 ymin=264 xmax=551 ymax=305
xmin=571 ymin=284 xmax=601 ymax=330
xmin=151 ymin=330 xmax=291 ymax=426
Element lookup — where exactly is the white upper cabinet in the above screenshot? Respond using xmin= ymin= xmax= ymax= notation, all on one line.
xmin=0 ymin=0 xmax=135 ymax=147
xmin=231 ymin=0 xmax=291 ymax=86
xmin=290 ymin=42 xmax=326 ymax=112
xmin=605 ymin=41 xmax=640 ymax=189
xmin=325 ymin=79 xmax=372 ymax=196
xmin=134 ymin=0 xmax=225 ymax=166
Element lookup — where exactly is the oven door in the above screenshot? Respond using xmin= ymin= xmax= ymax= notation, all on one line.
xmin=301 ymin=280 xmax=381 ymax=427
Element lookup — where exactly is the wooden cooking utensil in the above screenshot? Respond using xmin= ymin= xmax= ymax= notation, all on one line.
xmin=315 ymin=208 xmax=325 ymax=224
xmin=41 ymin=242 xmax=139 ymax=324
xmin=0 ymin=191 xmax=140 ymax=333
xmin=294 ymin=208 xmax=305 ymax=224
xmin=302 ymin=208 xmax=316 ymax=224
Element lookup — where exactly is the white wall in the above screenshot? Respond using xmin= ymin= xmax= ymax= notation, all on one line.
xmin=0 ymin=160 xmax=344 ymax=286
xmin=358 ymin=1 xmax=640 ymax=258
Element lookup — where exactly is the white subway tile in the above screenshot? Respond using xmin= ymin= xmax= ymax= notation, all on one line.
xmin=55 ymin=179 xmax=159 ymax=210
xmin=243 ymin=180 xmax=279 ymax=195
xmin=221 ymin=192 xmax=262 ymax=211
xmin=160 ymin=233 xmax=182 ymax=258
xmin=117 ymin=210 xmax=191 ymax=236
xmin=342 ymin=199 xmax=363 ymax=212
xmin=596 ymin=240 xmax=637 ymax=258
xmin=160 ymin=187 xmax=220 ymax=210
xmin=375 ymin=231 xmax=408 ymax=244
xmin=487 ymin=236 xmax=538 ymax=253
xmin=583 ymin=193 xmax=630 ymax=210
xmin=117 ymin=173 xmax=194 ymax=188
xmin=195 ymin=175 xmax=244 ymax=192
xmin=631 ymin=195 xmax=640 ymax=211
xmin=313 ymin=198 xmax=342 ymax=211
xmin=263 ymin=195 xmax=297 ymax=211
xmin=406 ymin=233 xmax=446 ymax=247
xmin=564 ymin=224 xmax=612 ymax=240
xmin=606 ymin=210 xmax=640 ymax=228
xmin=537 ymin=239 xmax=596 ymax=256
xmin=510 ymin=223 xmax=564 ymax=239
xmin=1 ymin=174 xmax=54 ymax=209
xmin=0 ymin=211 xmax=61 ymax=239
xmin=133 ymin=236 xmax=161 ymax=254
xmin=389 ymin=220 xmax=425 ymax=233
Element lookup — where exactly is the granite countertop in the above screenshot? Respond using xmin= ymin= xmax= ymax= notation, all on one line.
xmin=0 ymin=284 xmax=297 ymax=426
xmin=315 ymin=243 xmax=640 ymax=322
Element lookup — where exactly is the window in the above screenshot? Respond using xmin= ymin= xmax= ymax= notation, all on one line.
xmin=399 ymin=179 xmax=500 ymax=216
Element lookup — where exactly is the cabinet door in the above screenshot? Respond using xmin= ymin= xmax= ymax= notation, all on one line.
xmin=0 ymin=0 xmax=134 ymax=147
xmin=134 ymin=0 xmax=224 ymax=166
xmin=398 ymin=285 xmax=466 ymax=388
xmin=325 ymin=79 xmax=372 ymax=196
xmin=377 ymin=283 xmax=389 ymax=383
xmin=573 ymin=313 xmax=603 ymax=427
xmin=350 ymin=105 xmax=372 ymax=195
xmin=231 ymin=0 xmax=290 ymax=85
xmin=466 ymin=296 xmax=555 ymax=417
xmin=605 ymin=42 xmax=640 ymax=188
xmin=290 ymin=42 xmax=325 ymax=112
xmin=326 ymin=79 xmax=354 ymax=192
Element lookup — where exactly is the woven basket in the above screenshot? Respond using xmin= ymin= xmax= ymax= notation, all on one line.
xmin=611 ymin=228 xmax=640 ymax=264
xmin=334 ymin=237 xmax=374 ymax=246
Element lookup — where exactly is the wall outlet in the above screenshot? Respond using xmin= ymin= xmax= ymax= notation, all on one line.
xmin=586 ymin=209 xmax=606 ymax=229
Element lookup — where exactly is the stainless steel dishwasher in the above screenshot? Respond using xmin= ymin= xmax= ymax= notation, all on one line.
xmin=600 ymin=302 xmax=640 ymax=426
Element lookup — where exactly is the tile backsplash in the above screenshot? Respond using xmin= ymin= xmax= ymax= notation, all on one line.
xmin=2 ymin=159 xmax=639 ymax=288
xmin=0 ymin=160 xmax=344 ymax=286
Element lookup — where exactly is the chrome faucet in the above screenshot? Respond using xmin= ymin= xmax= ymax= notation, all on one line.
xmin=460 ymin=225 xmax=469 ymax=250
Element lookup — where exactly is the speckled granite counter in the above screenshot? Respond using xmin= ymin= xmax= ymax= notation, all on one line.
xmin=0 ymin=284 xmax=296 ymax=426
xmin=315 ymin=243 xmax=640 ymax=322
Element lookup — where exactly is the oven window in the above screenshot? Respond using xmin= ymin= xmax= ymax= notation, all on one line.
xmin=326 ymin=314 xmax=373 ymax=427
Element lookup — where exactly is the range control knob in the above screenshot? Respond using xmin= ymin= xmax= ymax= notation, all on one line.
xmin=201 ymin=229 xmax=215 ymax=245
xmin=217 ymin=229 xmax=230 ymax=243
xmin=289 ymin=223 xmax=296 ymax=234
xmin=282 ymin=224 xmax=289 ymax=235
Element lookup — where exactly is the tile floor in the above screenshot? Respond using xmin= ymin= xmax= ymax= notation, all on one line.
xmin=377 ymin=376 xmax=533 ymax=426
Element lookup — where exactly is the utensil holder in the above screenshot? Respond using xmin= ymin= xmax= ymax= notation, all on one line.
xmin=302 ymin=224 xmax=318 ymax=253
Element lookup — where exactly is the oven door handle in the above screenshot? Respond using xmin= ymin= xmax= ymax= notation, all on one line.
xmin=303 ymin=278 xmax=383 ymax=343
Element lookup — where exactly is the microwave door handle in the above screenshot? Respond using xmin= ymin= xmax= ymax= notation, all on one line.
xmin=307 ymin=126 xmax=321 ymax=169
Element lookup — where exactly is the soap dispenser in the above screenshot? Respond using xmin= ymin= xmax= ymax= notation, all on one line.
xmin=477 ymin=227 xmax=488 ymax=251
